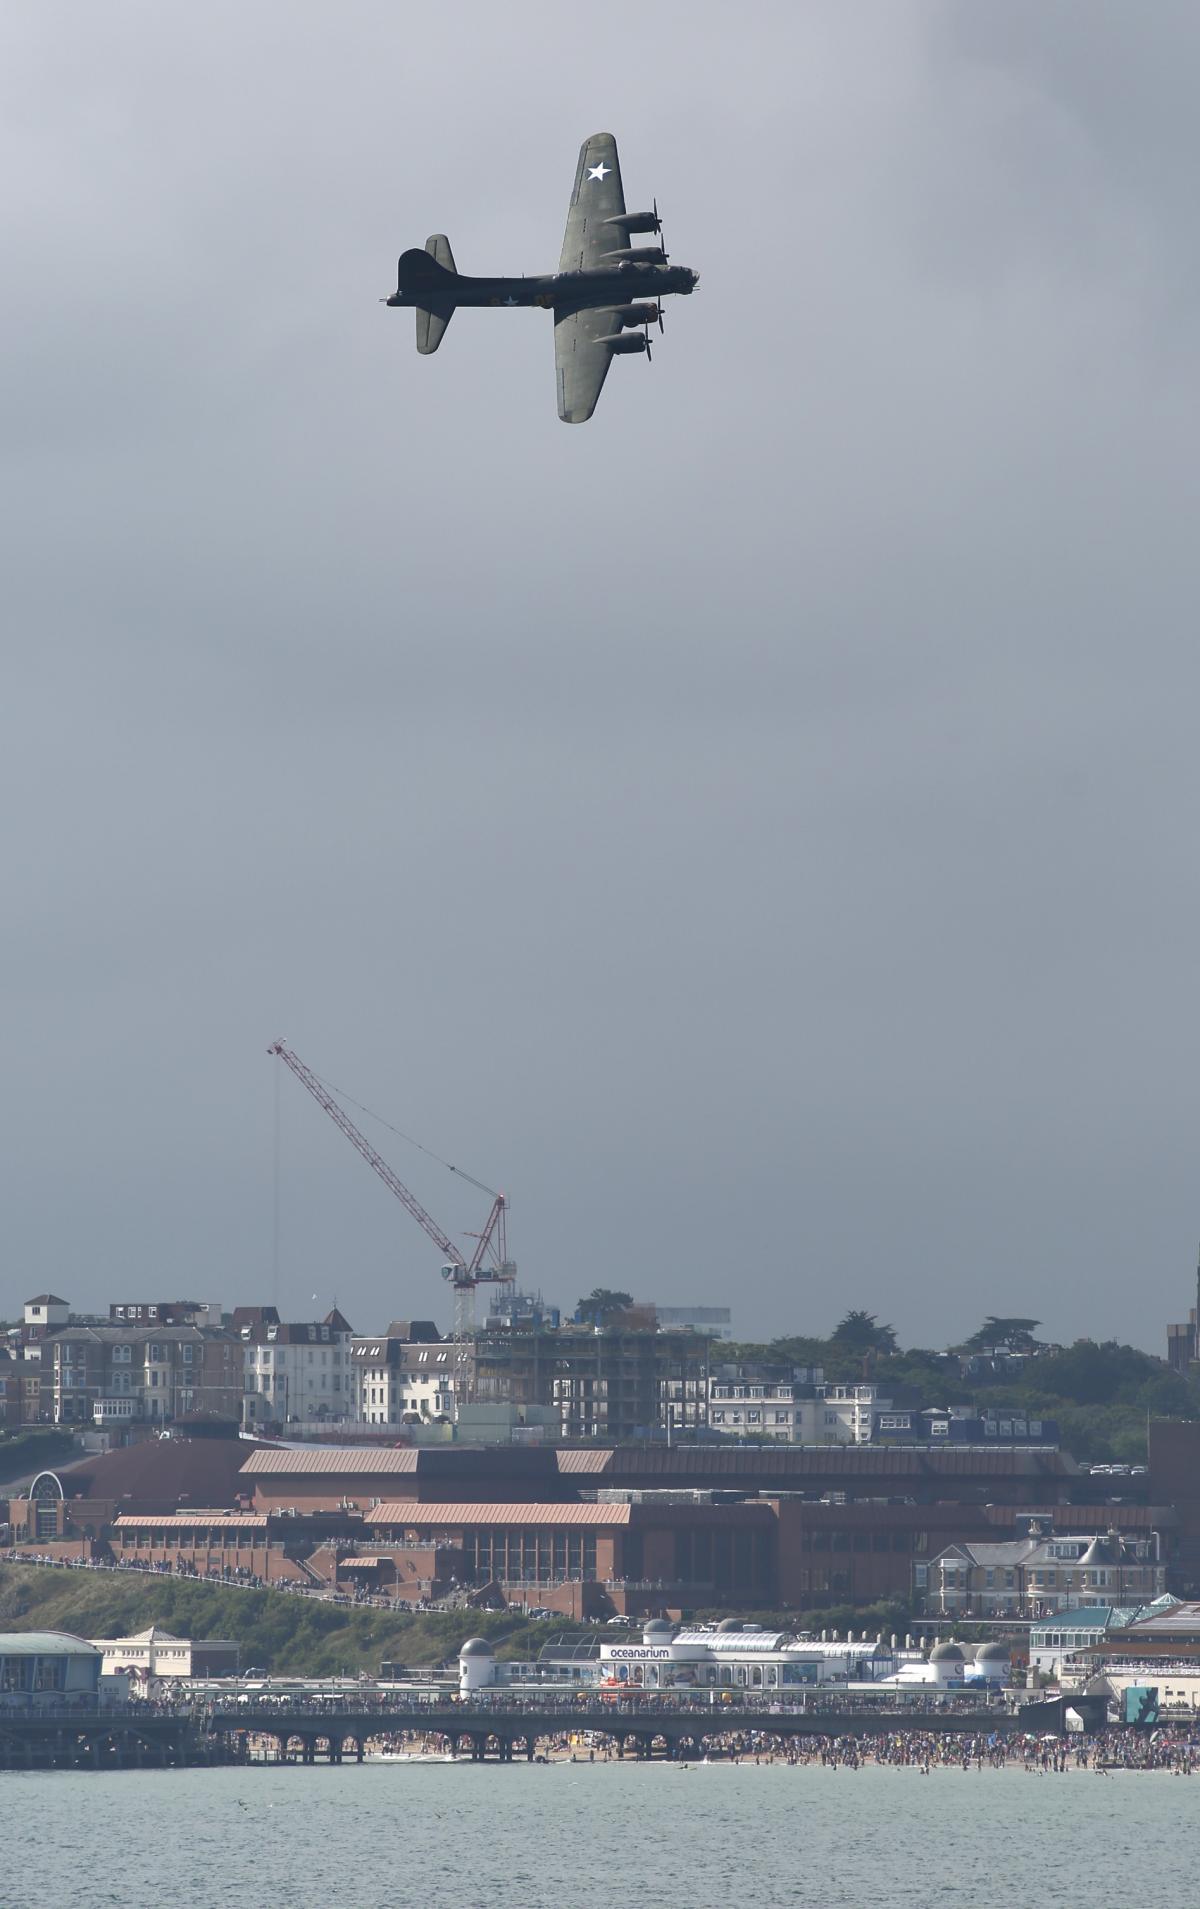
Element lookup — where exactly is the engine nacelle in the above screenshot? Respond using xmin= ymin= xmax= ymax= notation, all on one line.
xmin=613 ymin=303 xmax=660 ymax=329
xmin=605 ymin=210 xmax=662 ymax=235
xmin=604 ymin=333 xmax=650 ymax=356
xmin=602 ymin=246 xmax=668 ymax=266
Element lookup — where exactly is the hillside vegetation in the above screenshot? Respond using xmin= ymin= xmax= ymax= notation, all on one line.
xmin=0 ymin=1565 xmax=575 ymax=1676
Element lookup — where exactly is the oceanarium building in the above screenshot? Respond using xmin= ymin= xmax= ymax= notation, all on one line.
xmin=457 ymin=1619 xmax=998 ymax=1696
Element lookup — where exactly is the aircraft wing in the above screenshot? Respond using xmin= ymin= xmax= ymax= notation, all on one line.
xmin=554 ymin=306 xmax=617 ymax=423
xmin=559 ymin=133 xmax=626 ymax=273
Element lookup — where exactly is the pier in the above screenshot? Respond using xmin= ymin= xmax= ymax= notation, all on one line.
xmin=0 ymin=1704 xmax=216 ymax=1771
xmin=0 ymin=1693 xmax=1110 ymax=1771
xmin=198 ymin=1694 xmax=1100 ymax=1764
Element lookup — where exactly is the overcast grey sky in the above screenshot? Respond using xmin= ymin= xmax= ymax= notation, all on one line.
xmin=3 ymin=2 xmax=1199 ymax=1350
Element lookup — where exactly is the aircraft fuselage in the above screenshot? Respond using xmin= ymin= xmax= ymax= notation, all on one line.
xmin=387 ymin=263 xmax=698 ymax=311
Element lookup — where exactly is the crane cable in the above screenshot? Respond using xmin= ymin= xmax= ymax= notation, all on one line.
xmin=301 ymin=1062 xmax=500 ymax=1202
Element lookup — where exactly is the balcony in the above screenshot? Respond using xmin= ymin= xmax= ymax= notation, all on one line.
xmin=93 ymin=1399 xmax=141 ymax=1423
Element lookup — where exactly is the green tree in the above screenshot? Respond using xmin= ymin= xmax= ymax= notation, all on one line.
xmin=830 ymin=1310 xmax=898 ymax=1356
xmin=575 ymin=1288 xmax=634 ymax=1324
xmin=962 ymin=1317 xmax=1042 ymax=1353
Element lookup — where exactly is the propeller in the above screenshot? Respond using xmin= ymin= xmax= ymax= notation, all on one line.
xmin=653 ymin=197 xmax=662 ymax=235
xmin=643 ymin=324 xmax=653 ymax=363
xmin=655 ymin=300 xmax=665 ymax=332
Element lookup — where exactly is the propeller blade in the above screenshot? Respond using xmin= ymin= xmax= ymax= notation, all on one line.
xmin=657 ymin=301 xmax=665 ymax=332
xmin=653 ymin=196 xmax=660 ymax=234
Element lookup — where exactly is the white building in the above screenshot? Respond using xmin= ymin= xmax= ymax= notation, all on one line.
xmin=23 ymin=1295 xmax=69 ymax=1331
xmin=707 ymin=1371 xmax=888 ymax=1444
xmin=239 ymin=1306 xmax=353 ymax=1428
xmin=460 ymin=1618 xmax=914 ymax=1697
xmin=90 ymin=1625 xmax=238 ymax=1682
xmin=352 ymin=1333 xmax=454 ymax=1426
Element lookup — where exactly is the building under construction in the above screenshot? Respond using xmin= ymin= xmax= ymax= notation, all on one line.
xmin=470 ymin=1321 xmax=711 ymax=1442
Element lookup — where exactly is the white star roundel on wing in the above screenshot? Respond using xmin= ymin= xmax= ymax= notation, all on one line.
xmin=588 ymin=162 xmax=610 ymax=181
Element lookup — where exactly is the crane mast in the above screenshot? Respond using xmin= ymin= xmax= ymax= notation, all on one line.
xmin=268 ymin=1041 xmax=514 ymax=1407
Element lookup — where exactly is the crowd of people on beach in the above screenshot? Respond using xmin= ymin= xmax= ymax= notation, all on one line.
xmin=229 ymin=1723 xmax=1200 ymax=1773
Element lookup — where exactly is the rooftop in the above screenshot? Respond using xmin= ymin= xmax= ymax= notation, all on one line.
xmin=240 ymin=1447 xmax=420 ymax=1476
xmin=113 ymin=1512 xmax=268 ymax=1530
xmin=367 ymin=1501 xmax=633 ymax=1527
xmin=0 ymin=1631 xmax=100 ymax=1657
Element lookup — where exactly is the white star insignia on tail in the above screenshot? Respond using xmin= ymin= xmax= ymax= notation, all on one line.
xmin=588 ymin=162 xmax=610 ymax=181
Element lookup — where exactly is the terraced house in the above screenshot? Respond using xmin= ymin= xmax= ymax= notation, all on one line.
xmin=47 ymin=1321 xmax=243 ymax=1427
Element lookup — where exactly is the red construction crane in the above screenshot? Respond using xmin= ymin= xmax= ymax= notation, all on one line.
xmin=268 ymin=1040 xmax=515 ymax=1404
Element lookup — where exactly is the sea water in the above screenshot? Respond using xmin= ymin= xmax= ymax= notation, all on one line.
xmin=1 ymin=1760 xmax=1189 ymax=1908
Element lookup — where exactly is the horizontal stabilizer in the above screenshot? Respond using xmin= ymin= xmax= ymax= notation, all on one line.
xmin=416 ymin=298 xmax=455 ymax=354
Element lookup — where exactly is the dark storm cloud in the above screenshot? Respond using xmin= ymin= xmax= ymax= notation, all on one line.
xmin=1 ymin=2 xmax=1197 ymax=1349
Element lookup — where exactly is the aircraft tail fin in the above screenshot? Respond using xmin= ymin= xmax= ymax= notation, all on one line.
xmin=425 ymin=233 xmax=456 ymax=274
xmin=408 ymin=236 xmax=458 ymax=354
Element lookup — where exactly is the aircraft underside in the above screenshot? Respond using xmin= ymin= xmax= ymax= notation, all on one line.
xmin=384 ymin=135 xmax=698 ymax=421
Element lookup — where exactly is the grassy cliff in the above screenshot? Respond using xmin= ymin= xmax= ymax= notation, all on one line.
xmin=0 ymin=1565 xmax=567 ymax=1676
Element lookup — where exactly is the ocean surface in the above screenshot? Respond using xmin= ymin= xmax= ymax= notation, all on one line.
xmin=3 ymin=1760 xmax=1193 ymax=1908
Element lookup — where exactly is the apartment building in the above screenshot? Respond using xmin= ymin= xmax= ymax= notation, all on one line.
xmin=924 ymin=1522 xmax=1167 ymax=1618
xmin=352 ymin=1328 xmax=454 ymax=1426
xmin=237 ymin=1307 xmax=353 ymax=1429
xmin=707 ymin=1369 xmax=886 ymax=1444
xmin=47 ymin=1324 xmax=243 ymax=1427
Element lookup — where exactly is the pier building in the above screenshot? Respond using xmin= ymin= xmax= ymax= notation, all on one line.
xmin=0 ymin=1632 xmax=102 ymax=1706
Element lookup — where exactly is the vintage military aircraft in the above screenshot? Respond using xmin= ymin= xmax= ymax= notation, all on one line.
xmin=385 ymin=133 xmax=698 ymax=423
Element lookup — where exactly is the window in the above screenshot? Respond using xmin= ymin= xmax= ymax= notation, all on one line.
xmin=181 ymin=1344 xmax=193 ymax=1364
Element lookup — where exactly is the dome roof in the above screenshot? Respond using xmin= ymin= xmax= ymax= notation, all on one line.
xmin=643 ymin=1619 xmax=673 ymax=1636
xmin=459 ymin=1637 xmax=494 ymax=1657
xmin=975 ymin=1641 xmax=1011 ymax=1663
xmin=929 ymin=1640 xmax=965 ymax=1663
xmin=716 ymin=1616 xmax=743 ymax=1633
xmin=0 ymin=1631 xmax=100 ymax=1657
